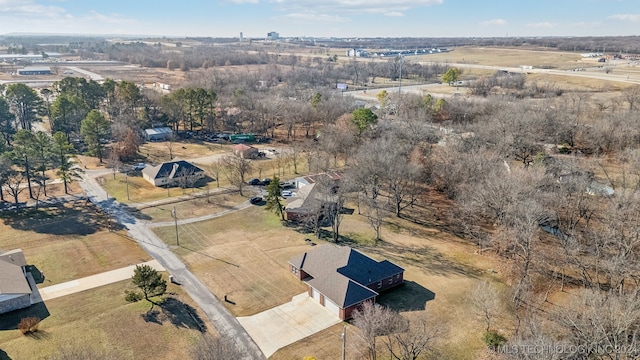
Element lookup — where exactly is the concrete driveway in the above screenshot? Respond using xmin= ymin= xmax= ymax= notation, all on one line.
xmin=237 ymin=293 xmax=342 ymax=357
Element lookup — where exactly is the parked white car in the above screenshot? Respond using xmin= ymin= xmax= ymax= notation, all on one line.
xmin=133 ymin=163 xmax=147 ymax=171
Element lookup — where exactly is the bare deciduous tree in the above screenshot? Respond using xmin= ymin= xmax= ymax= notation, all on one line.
xmin=471 ymin=281 xmax=502 ymax=332
xmin=352 ymin=301 xmax=405 ymax=360
xmin=384 ymin=311 xmax=443 ymax=360
xmin=221 ymin=154 xmax=252 ymax=196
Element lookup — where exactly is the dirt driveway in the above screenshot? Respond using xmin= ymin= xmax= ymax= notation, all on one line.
xmin=237 ymin=293 xmax=342 ymax=357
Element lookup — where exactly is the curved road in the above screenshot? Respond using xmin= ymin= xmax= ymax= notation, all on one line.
xmin=79 ymin=173 xmax=265 ymax=359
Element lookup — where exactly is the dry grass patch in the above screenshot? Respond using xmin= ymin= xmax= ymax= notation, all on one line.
xmin=0 ymin=280 xmax=207 ymax=360
xmin=139 ymin=141 xmax=225 ymax=164
xmin=526 ymin=72 xmax=627 ymax=92
xmin=417 ymin=46 xmax=583 ymax=69
xmin=271 ymin=323 xmax=359 ymax=360
xmin=0 ymin=201 xmax=150 ymax=286
xmin=140 ymin=192 xmax=246 ymax=222
xmin=153 ymin=207 xmax=310 ymax=316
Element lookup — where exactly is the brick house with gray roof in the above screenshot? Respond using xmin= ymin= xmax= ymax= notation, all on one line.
xmin=289 ymin=244 xmax=404 ymax=320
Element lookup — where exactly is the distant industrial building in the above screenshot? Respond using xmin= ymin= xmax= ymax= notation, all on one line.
xmin=267 ymin=31 xmax=279 ymax=40
xmin=346 ymin=48 xmax=370 ymax=57
xmin=240 ymin=32 xmax=244 ymax=42
xmin=17 ymin=66 xmax=51 ymax=76
xmin=0 ymin=54 xmax=43 ymax=61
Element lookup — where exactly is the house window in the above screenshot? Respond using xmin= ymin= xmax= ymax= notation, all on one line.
xmin=388 ymin=278 xmax=393 ymax=285
xmin=377 ymin=281 xmax=382 ymax=289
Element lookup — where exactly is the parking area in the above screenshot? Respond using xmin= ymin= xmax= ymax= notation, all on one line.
xmin=237 ymin=292 xmax=342 ymax=357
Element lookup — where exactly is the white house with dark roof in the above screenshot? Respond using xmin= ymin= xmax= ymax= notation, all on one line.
xmin=0 ymin=249 xmax=33 ymax=314
xmin=288 ymin=244 xmax=404 ymax=320
xmin=142 ymin=160 xmax=205 ymax=187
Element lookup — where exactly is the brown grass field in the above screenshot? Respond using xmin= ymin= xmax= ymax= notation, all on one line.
xmin=139 ymin=192 xmax=247 ymax=222
xmin=0 ymin=201 xmax=150 ymax=286
xmin=153 ymin=193 xmax=512 ymax=359
xmin=0 ymin=280 xmax=208 ymax=360
xmin=403 ymin=46 xmax=584 ymax=70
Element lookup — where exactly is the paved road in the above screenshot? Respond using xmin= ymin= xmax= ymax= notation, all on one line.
xmin=79 ymin=172 xmax=266 ymax=359
xmin=65 ymin=66 xmax=104 ymax=81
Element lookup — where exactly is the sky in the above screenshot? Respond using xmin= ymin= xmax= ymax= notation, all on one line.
xmin=0 ymin=0 xmax=638 ymax=39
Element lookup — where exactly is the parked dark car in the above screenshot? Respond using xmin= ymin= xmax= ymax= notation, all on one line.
xmin=248 ymin=178 xmax=261 ymax=185
xmin=261 ymin=178 xmax=271 ymax=185
xmin=250 ymin=196 xmax=263 ymax=204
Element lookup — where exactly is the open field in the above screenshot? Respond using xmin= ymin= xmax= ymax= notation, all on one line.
xmin=411 ymin=46 xmax=584 ymax=70
xmin=139 ymin=192 xmax=247 ymax=222
xmin=139 ymin=141 xmax=226 ymax=164
xmin=0 ymin=201 xmax=150 ymax=286
xmin=153 ymin=194 xmax=511 ymax=359
xmin=0 ymin=280 xmax=208 ymax=360
xmin=153 ymin=206 xmax=309 ymax=317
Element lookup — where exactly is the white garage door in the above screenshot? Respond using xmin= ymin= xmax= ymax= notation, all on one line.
xmin=324 ymin=298 xmax=340 ymax=316
xmin=311 ymin=287 xmax=321 ymax=302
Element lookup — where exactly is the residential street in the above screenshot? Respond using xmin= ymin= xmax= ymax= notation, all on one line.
xmin=78 ymin=172 xmax=266 ymax=359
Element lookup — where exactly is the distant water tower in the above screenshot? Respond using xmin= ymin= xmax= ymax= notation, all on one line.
xmin=240 ymin=32 xmax=244 ymax=42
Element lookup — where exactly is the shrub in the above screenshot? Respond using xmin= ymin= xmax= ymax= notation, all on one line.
xmin=482 ymin=331 xmax=507 ymax=350
xmin=124 ymin=290 xmax=143 ymax=302
xmin=557 ymin=145 xmax=570 ymax=154
xmin=18 ymin=317 xmax=40 ymax=334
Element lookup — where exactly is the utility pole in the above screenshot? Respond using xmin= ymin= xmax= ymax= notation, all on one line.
xmin=125 ymin=171 xmax=130 ymax=200
xmin=341 ymin=325 xmax=346 ymax=360
xmin=398 ymin=54 xmax=404 ymax=95
xmin=172 ymin=206 xmax=179 ymax=246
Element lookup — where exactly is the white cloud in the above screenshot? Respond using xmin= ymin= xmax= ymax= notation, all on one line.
xmin=571 ymin=21 xmax=601 ymax=27
xmin=279 ymin=13 xmax=350 ymax=23
xmin=0 ymin=0 xmax=66 ymax=18
xmin=0 ymin=0 xmax=140 ymax=34
xmin=479 ymin=19 xmax=507 ymax=26
xmin=527 ymin=22 xmax=555 ymax=28
xmin=608 ymin=14 xmax=640 ymax=22
xmin=269 ymin=0 xmax=442 ymax=15
xmin=384 ymin=11 xmax=404 ymax=17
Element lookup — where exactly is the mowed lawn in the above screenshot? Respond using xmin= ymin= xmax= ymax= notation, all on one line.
xmin=0 ymin=280 xmax=207 ymax=360
xmin=154 ymin=199 xmax=512 ymax=359
xmin=139 ymin=192 xmax=247 ymax=222
xmin=0 ymin=201 xmax=150 ymax=286
xmin=153 ymin=206 xmax=309 ymax=317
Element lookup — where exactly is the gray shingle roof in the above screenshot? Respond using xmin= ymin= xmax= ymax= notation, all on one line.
xmin=142 ymin=160 xmax=204 ymax=180
xmin=0 ymin=249 xmax=31 ymax=295
xmin=289 ymin=244 xmax=404 ymax=307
